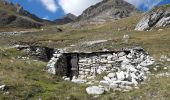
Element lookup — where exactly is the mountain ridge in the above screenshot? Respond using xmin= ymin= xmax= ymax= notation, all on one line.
xmin=0 ymin=0 xmax=53 ymax=28
xmin=77 ymin=0 xmax=140 ymax=22
xmin=54 ymin=13 xmax=77 ymax=25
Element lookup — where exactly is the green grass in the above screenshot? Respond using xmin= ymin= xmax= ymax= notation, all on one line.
xmin=0 ymin=13 xmax=170 ymax=99
xmin=151 ymin=4 xmax=170 ymax=12
xmin=0 ymin=47 xmax=91 ymax=99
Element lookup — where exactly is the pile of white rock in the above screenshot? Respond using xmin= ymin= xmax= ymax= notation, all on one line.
xmin=74 ymin=48 xmax=154 ymax=94
xmin=47 ymin=47 xmax=155 ymax=95
xmin=47 ymin=49 xmax=64 ymax=74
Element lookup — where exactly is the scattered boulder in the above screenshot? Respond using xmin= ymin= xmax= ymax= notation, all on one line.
xmin=107 ymin=73 xmax=115 ymax=78
xmin=71 ymin=76 xmax=87 ymax=84
xmin=0 ymin=85 xmax=6 ymax=91
xmin=86 ymin=86 xmax=104 ymax=95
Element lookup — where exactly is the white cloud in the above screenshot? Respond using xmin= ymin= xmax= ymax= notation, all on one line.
xmin=43 ymin=16 xmax=49 ymax=20
xmin=58 ymin=0 xmax=102 ymax=16
xmin=125 ymin=0 xmax=162 ymax=10
xmin=40 ymin=0 xmax=58 ymax=13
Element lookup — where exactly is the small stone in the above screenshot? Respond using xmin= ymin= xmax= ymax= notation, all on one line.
xmin=153 ymin=67 xmax=157 ymax=71
xmin=97 ymin=69 xmax=102 ymax=74
xmin=71 ymin=79 xmax=87 ymax=84
xmin=85 ymin=69 xmax=91 ymax=72
xmin=118 ymin=52 xmax=126 ymax=57
xmin=127 ymin=54 xmax=133 ymax=59
xmin=140 ymin=60 xmax=154 ymax=67
xmin=167 ymin=58 xmax=170 ymax=62
xmin=85 ymin=71 xmax=90 ymax=74
xmin=86 ymin=86 xmax=104 ymax=95
xmin=120 ymin=86 xmax=132 ymax=90
xmin=0 ymin=85 xmax=6 ymax=91
xmin=53 ymin=54 xmax=61 ymax=57
xmin=64 ymin=78 xmax=70 ymax=81
xmin=158 ymin=29 xmax=163 ymax=31
xmin=108 ymin=61 xmax=115 ymax=64
xmin=86 ymin=81 xmax=93 ymax=85
xmin=109 ymin=83 xmax=118 ymax=89
xmin=3 ymin=91 xmax=10 ymax=95
xmin=87 ymin=76 xmax=95 ymax=80
xmin=79 ymin=71 xmax=84 ymax=75
xmin=100 ymin=59 xmax=108 ymax=63
xmin=100 ymin=80 xmax=110 ymax=86
xmin=134 ymin=87 xmax=139 ymax=89
xmin=164 ymin=67 xmax=168 ymax=70
xmin=107 ymin=73 xmax=115 ymax=78
xmin=103 ymin=76 xmax=111 ymax=82
xmin=116 ymin=71 xmax=125 ymax=81
xmin=131 ymin=78 xmax=138 ymax=86
xmin=62 ymin=76 xmax=67 ymax=79
xmin=107 ymin=55 xmax=113 ymax=60
xmin=79 ymin=59 xmax=87 ymax=63
xmin=142 ymin=67 xmax=149 ymax=72
xmin=111 ymin=78 xmax=117 ymax=81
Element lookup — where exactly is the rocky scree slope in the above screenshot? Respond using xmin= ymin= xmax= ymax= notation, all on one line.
xmin=77 ymin=0 xmax=139 ymax=22
xmin=135 ymin=4 xmax=170 ymax=31
xmin=0 ymin=0 xmax=44 ymax=28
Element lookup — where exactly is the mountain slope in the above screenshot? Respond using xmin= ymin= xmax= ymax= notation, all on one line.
xmin=54 ymin=13 xmax=77 ymax=25
xmin=77 ymin=0 xmax=139 ymax=22
xmin=0 ymin=0 xmax=43 ymax=28
xmin=135 ymin=4 xmax=170 ymax=31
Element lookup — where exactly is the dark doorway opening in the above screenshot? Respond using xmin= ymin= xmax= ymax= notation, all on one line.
xmin=66 ymin=54 xmax=79 ymax=79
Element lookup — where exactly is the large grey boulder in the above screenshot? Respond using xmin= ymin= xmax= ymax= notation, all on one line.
xmin=135 ymin=6 xmax=170 ymax=31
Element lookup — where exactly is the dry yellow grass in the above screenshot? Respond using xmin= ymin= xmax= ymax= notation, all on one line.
xmin=0 ymin=13 xmax=170 ymax=99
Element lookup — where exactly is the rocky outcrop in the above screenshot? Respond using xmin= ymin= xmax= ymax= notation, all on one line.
xmin=54 ymin=13 xmax=77 ymax=25
xmin=77 ymin=0 xmax=139 ymax=22
xmin=135 ymin=5 xmax=170 ymax=31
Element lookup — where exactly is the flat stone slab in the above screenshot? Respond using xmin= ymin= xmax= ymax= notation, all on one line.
xmin=86 ymin=86 xmax=104 ymax=95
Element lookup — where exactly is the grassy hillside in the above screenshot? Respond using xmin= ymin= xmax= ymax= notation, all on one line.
xmin=151 ymin=4 xmax=170 ymax=12
xmin=0 ymin=1 xmax=42 ymax=29
xmin=0 ymin=13 xmax=170 ymax=99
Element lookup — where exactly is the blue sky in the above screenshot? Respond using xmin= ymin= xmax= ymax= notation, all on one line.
xmin=9 ymin=0 xmax=170 ymax=21
xmin=10 ymin=0 xmax=65 ymax=20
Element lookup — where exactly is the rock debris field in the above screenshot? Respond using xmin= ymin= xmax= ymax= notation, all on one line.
xmin=47 ymin=47 xmax=155 ymax=95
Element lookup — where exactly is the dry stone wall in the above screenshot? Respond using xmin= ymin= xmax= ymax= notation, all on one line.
xmin=46 ymin=47 xmax=155 ymax=94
